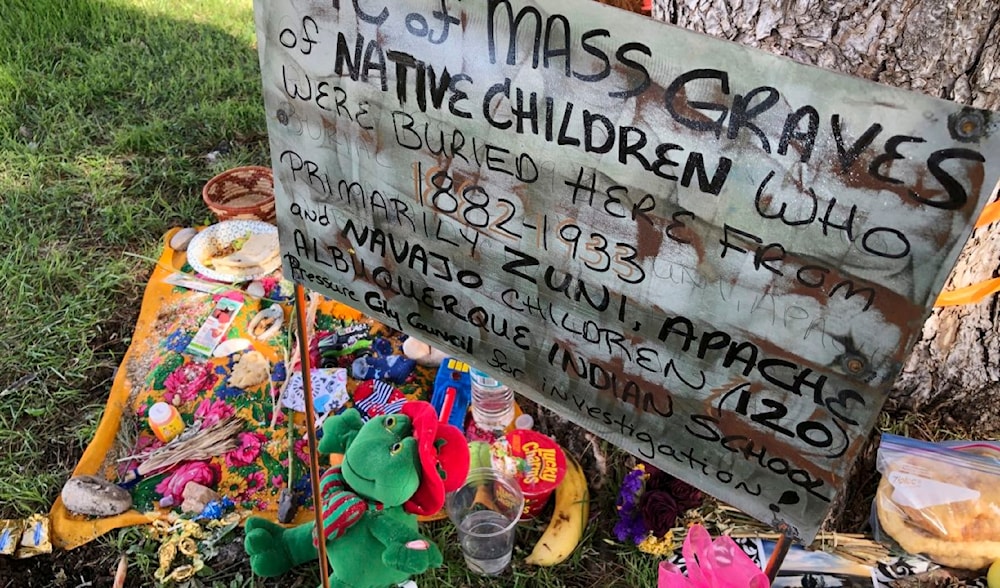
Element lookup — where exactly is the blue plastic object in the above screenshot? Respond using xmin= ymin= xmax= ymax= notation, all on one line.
xmin=195 ymin=496 xmax=235 ymax=521
xmin=432 ymin=358 xmax=471 ymax=429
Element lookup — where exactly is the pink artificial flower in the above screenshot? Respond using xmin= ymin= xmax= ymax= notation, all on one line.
xmin=226 ymin=431 xmax=267 ymax=468
xmin=294 ymin=438 xmax=311 ymax=463
xmin=269 ymin=409 xmax=287 ymax=427
xmin=193 ymin=398 xmax=235 ymax=428
xmin=163 ymin=362 xmax=216 ymax=405
xmin=259 ymin=276 xmax=280 ymax=296
xmin=243 ymin=470 xmax=266 ymax=498
xmin=156 ymin=461 xmax=221 ymax=504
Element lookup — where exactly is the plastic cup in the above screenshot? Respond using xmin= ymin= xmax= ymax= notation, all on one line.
xmin=445 ymin=468 xmax=524 ymax=575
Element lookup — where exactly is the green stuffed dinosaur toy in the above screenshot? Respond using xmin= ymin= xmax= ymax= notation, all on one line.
xmin=243 ymin=400 xmax=470 ymax=588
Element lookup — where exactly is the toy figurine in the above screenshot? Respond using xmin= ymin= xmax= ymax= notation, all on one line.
xmin=243 ymin=401 xmax=469 ymax=588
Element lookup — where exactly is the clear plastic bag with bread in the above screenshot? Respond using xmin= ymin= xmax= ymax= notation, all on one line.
xmin=874 ymin=433 xmax=1000 ymax=570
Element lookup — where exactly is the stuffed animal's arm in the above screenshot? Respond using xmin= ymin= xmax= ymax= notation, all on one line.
xmin=244 ymin=517 xmax=318 ymax=577
xmin=318 ymin=408 xmax=364 ymax=454
xmin=369 ymin=513 xmax=443 ymax=574
xmin=368 ymin=512 xmax=423 ymax=545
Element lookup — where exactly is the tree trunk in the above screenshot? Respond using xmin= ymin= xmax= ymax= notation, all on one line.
xmin=638 ymin=0 xmax=1000 ymax=432
xmin=586 ymin=0 xmax=1000 ymax=531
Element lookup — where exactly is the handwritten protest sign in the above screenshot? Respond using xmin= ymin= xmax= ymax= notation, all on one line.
xmin=252 ymin=0 xmax=1000 ymax=540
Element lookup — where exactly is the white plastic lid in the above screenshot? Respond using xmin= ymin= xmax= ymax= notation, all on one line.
xmin=469 ymin=367 xmax=504 ymax=389
xmin=149 ymin=402 xmax=172 ymax=424
xmin=514 ymin=414 xmax=534 ymax=430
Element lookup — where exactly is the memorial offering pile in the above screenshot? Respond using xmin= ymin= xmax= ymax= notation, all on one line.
xmin=41 ymin=226 xmax=1000 ymax=586
xmin=42 ymin=227 xmax=607 ymax=584
xmin=14 ymin=227 xmax=1000 ymax=587
xmin=49 ymin=227 xmax=436 ymax=551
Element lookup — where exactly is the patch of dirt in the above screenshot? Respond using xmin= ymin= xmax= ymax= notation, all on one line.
xmin=0 ymin=544 xmax=118 ymax=588
xmin=825 ymin=427 xmax=882 ymax=534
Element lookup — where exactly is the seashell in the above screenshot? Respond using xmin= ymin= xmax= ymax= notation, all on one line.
xmin=213 ymin=338 xmax=252 ymax=357
xmin=248 ymin=305 xmax=284 ymax=341
xmin=169 ymin=227 xmax=198 ymax=252
xmin=245 ymin=280 xmax=266 ymax=298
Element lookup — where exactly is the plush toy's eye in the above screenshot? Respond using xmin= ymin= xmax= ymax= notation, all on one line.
xmin=390 ymin=442 xmax=403 ymax=455
xmin=384 ymin=416 xmax=396 ymax=429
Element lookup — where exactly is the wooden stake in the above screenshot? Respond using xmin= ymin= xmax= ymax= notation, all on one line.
xmin=764 ymin=533 xmax=794 ymax=583
xmin=295 ymin=283 xmax=330 ymax=588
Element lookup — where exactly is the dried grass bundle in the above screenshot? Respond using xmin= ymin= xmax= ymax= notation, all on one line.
xmin=674 ymin=500 xmax=890 ymax=566
xmin=127 ymin=417 xmax=244 ymax=476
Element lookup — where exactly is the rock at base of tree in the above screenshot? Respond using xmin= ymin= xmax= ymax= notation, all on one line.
xmin=61 ymin=475 xmax=133 ymax=517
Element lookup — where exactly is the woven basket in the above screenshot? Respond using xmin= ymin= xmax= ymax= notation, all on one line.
xmin=202 ymin=166 xmax=277 ymax=223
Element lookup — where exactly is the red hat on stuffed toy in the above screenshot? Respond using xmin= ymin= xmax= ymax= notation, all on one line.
xmin=401 ymin=401 xmax=470 ymax=516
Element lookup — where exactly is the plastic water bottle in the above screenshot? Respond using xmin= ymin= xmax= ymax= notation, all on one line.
xmin=469 ymin=368 xmax=515 ymax=431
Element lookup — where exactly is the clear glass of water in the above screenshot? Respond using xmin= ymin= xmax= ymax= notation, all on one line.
xmin=445 ymin=468 xmax=524 ymax=575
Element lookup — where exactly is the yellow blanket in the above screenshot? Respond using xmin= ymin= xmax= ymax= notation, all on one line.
xmin=50 ymin=228 xmax=430 ymax=550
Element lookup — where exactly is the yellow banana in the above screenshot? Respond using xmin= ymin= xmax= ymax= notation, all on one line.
xmin=524 ymin=450 xmax=589 ymax=566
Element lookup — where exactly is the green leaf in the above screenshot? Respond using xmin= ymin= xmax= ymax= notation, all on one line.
xmin=250 ymin=401 xmax=265 ymax=423
xmin=259 ymin=447 xmax=285 ymax=477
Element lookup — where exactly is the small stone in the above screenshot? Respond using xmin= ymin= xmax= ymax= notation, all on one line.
xmin=170 ymin=227 xmax=197 ymax=252
xmin=181 ymin=482 xmax=221 ymax=514
xmin=61 ymin=475 xmax=133 ymax=517
xmin=246 ymin=281 xmax=266 ymax=298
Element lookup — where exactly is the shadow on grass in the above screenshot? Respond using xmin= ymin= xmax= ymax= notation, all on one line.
xmin=0 ymin=0 xmax=270 ymax=243
xmin=0 ymin=0 xmax=276 ymax=585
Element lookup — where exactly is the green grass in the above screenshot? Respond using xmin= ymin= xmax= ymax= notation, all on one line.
xmin=0 ymin=0 xmax=264 ymax=518
xmin=0 ymin=0 xmax=269 ymax=583
xmin=0 ymin=0 xmax=662 ymax=585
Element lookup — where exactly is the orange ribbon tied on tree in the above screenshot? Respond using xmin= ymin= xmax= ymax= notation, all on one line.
xmin=933 ymin=199 xmax=1000 ymax=308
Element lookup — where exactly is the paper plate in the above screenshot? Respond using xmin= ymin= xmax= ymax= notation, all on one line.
xmin=187 ymin=220 xmax=281 ymax=283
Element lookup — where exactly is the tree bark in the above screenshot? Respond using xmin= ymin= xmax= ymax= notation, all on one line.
xmin=638 ymin=0 xmax=1000 ymax=432
xmin=579 ymin=0 xmax=1000 ymax=531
